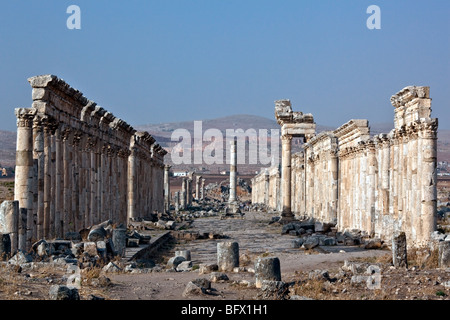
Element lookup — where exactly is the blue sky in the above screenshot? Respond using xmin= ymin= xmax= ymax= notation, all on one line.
xmin=0 ymin=0 xmax=448 ymax=131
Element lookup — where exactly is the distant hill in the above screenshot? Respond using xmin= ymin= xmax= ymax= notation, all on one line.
xmin=0 ymin=116 xmax=449 ymax=173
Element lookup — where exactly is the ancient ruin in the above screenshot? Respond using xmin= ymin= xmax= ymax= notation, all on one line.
xmin=252 ymin=86 xmax=438 ymax=247
xmin=2 ymin=75 xmax=167 ymax=250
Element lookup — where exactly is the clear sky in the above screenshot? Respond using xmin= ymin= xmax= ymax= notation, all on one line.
xmin=0 ymin=0 xmax=448 ymax=131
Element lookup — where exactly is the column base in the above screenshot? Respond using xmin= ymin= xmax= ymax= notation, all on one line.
xmin=279 ymin=209 xmax=296 ymax=224
xmin=222 ymin=201 xmax=244 ymax=219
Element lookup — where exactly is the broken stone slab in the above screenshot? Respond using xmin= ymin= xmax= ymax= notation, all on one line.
xmin=210 ymin=272 xmax=229 ymax=282
xmin=364 ymin=238 xmax=382 ymax=249
xmin=438 ymin=241 xmax=450 ymax=268
xmin=96 ymin=241 xmax=107 ymax=260
xmin=64 ymin=232 xmax=81 ymax=241
xmin=303 ymin=236 xmax=319 ymax=249
xmin=198 ymin=263 xmax=219 ymax=274
xmin=319 ymin=237 xmax=336 ymax=246
xmin=175 ymin=250 xmax=191 ymax=261
xmin=183 ymin=278 xmax=212 ymax=297
xmin=176 ymin=260 xmax=193 ymax=272
xmin=71 ymin=243 xmax=84 ymax=257
xmin=392 ymin=232 xmax=408 ymax=268
xmin=83 ymin=242 xmax=98 ymax=257
xmin=126 ymin=238 xmax=140 ymax=247
xmin=258 ymin=280 xmax=289 ymax=300
xmin=167 ymin=256 xmax=186 ymax=269
xmin=87 ymin=221 xmax=111 ymax=242
xmin=291 ymin=239 xmax=304 ymax=248
xmin=112 ymin=228 xmax=127 ymax=257
xmin=8 ymin=251 xmax=32 ymax=266
xmin=217 ymin=241 xmax=239 ymax=272
xmin=102 ymin=261 xmax=122 ymax=273
xmin=0 ymin=233 xmax=11 ymax=259
xmin=49 ymin=285 xmax=80 ymax=300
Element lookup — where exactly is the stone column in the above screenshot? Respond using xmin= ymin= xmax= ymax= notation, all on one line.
xmin=201 ymin=178 xmax=205 ymax=200
xmin=33 ymin=116 xmax=45 ymax=240
xmin=254 ymin=257 xmax=281 ymax=288
xmin=174 ymin=191 xmax=180 ymax=212
xmin=164 ymin=165 xmax=171 ymax=212
xmin=392 ymin=231 xmax=407 ymax=268
xmin=127 ymin=147 xmax=138 ymax=221
xmin=280 ymin=135 xmax=293 ymax=221
xmin=195 ymin=175 xmax=202 ymax=201
xmin=186 ymin=177 xmax=192 ymax=207
xmin=54 ymin=127 xmax=63 ymax=238
xmin=180 ymin=178 xmax=186 ymax=210
xmin=225 ymin=139 xmax=241 ymax=216
xmin=0 ymin=200 xmax=19 ymax=253
xmin=264 ymin=169 xmax=270 ymax=207
xmin=14 ymin=108 xmax=36 ymax=247
xmin=217 ymin=241 xmax=239 ymax=272
xmin=229 ymin=140 xmax=237 ymax=203
xmin=419 ymin=119 xmax=438 ymax=244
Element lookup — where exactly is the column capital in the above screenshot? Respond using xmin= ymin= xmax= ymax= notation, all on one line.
xmin=15 ymin=108 xmax=37 ymax=128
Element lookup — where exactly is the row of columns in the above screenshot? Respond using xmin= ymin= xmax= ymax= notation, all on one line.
xmin=9 ymin=75 xmax=167 ymax=250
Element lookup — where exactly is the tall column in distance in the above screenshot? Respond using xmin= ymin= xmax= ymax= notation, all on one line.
xmin=224 ymin=139 xmax=242 ymax=217
xmin=201 ymin=178 xmax=205 ymax=200
xmin=280 ymin=134 xmax=293 ymax=221
xmin=180 ymin=178 xmax=186 ymax=210
xmin=195 ymin=175 xmax=202 ymax=201
xmin=164 ymin=165 xmax=171 ymax=212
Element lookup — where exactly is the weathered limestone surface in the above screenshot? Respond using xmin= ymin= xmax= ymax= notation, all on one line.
xmin=4 ymin=75 xmax=167 ymax=250
xmin=254 ymin=256 xmax=281 ymax=288
xmin=217 ymin=241 xmax=239 ymax=272
xmin=252 ymin=86 xmax=438 ymax=246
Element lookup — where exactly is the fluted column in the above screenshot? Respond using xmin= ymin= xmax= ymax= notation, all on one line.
xmin=127 ymin=147 xmax=137 ymax=221
xmin=280 ymin=135 xmax=293 ymax=221
xmin=419 ymin=119 xmax=438 ymax=244
xmin=164 ymin=165 xmax=171 ymax=212
xmin=14 ymin=108 xmax=36 ymax=248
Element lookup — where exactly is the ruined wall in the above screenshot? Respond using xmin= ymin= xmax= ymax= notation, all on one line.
xmin=10 ymin=75 xmax=166 ymax=248
xmin=252 ymin=86 xmax=438 ymax=246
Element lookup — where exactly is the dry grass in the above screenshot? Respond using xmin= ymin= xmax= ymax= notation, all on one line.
xmin=407 ymin=246 xmax=439 ymax=269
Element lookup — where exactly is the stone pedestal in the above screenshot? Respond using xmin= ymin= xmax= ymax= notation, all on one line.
xmin=392 ymin=231 xmax=407 ymax=268
xmin=217 ymin=241 xmax=239 ymax=272
xmin=255 ymin=256 xmax=281 ymax=288
xmin=0 ymin=200 xmax=19 ymax=253
xmin=112 ymin=228 xmax=127 ymax=257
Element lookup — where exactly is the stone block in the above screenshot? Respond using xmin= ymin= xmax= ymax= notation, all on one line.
xmin=255 ymin=256 xmax=281 ymax=288
xmin=217 ymin=241 xmax=239 ymax=272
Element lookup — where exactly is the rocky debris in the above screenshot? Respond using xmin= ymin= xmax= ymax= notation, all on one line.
xmin=176 ymin=260 xmax=193 ymax=272
xmin=102 ymin=261 xmax=122 ymax=273
xmin=290 ymin=295 xmax=314 ymax=300
xmin=175 ymin=250 xmax=191 ymax=261
xmin=0 ymin=233 xmax=11 ymax=259
xmin=198 ymin=263 xmax=219 ymax=274
xmin=167 ymin=256 xmax=186 ymax=269
xmin=210 ymin=272 xmax=229 ymax=282
xmin=303 ymin=236 xmax=319 ymax=250
xmin=49 ymin=285 xmax=80 ymax=300
xmin=438 ymin=241 xmax=450 ymax=268
xmin=364 ymin=238 xmax=382 ymax=249
xmin=257 ymin=280 xmax=289 ymax=300
xmin=308 ymin=269 xmax=336 ymax=282
xmin=87 ymin=220 xmax=112 ymax=241
xmin=183 ymin=278 xmax=214 ymax=297
xmin=8 ymin=251 xmax=32 ymax=266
